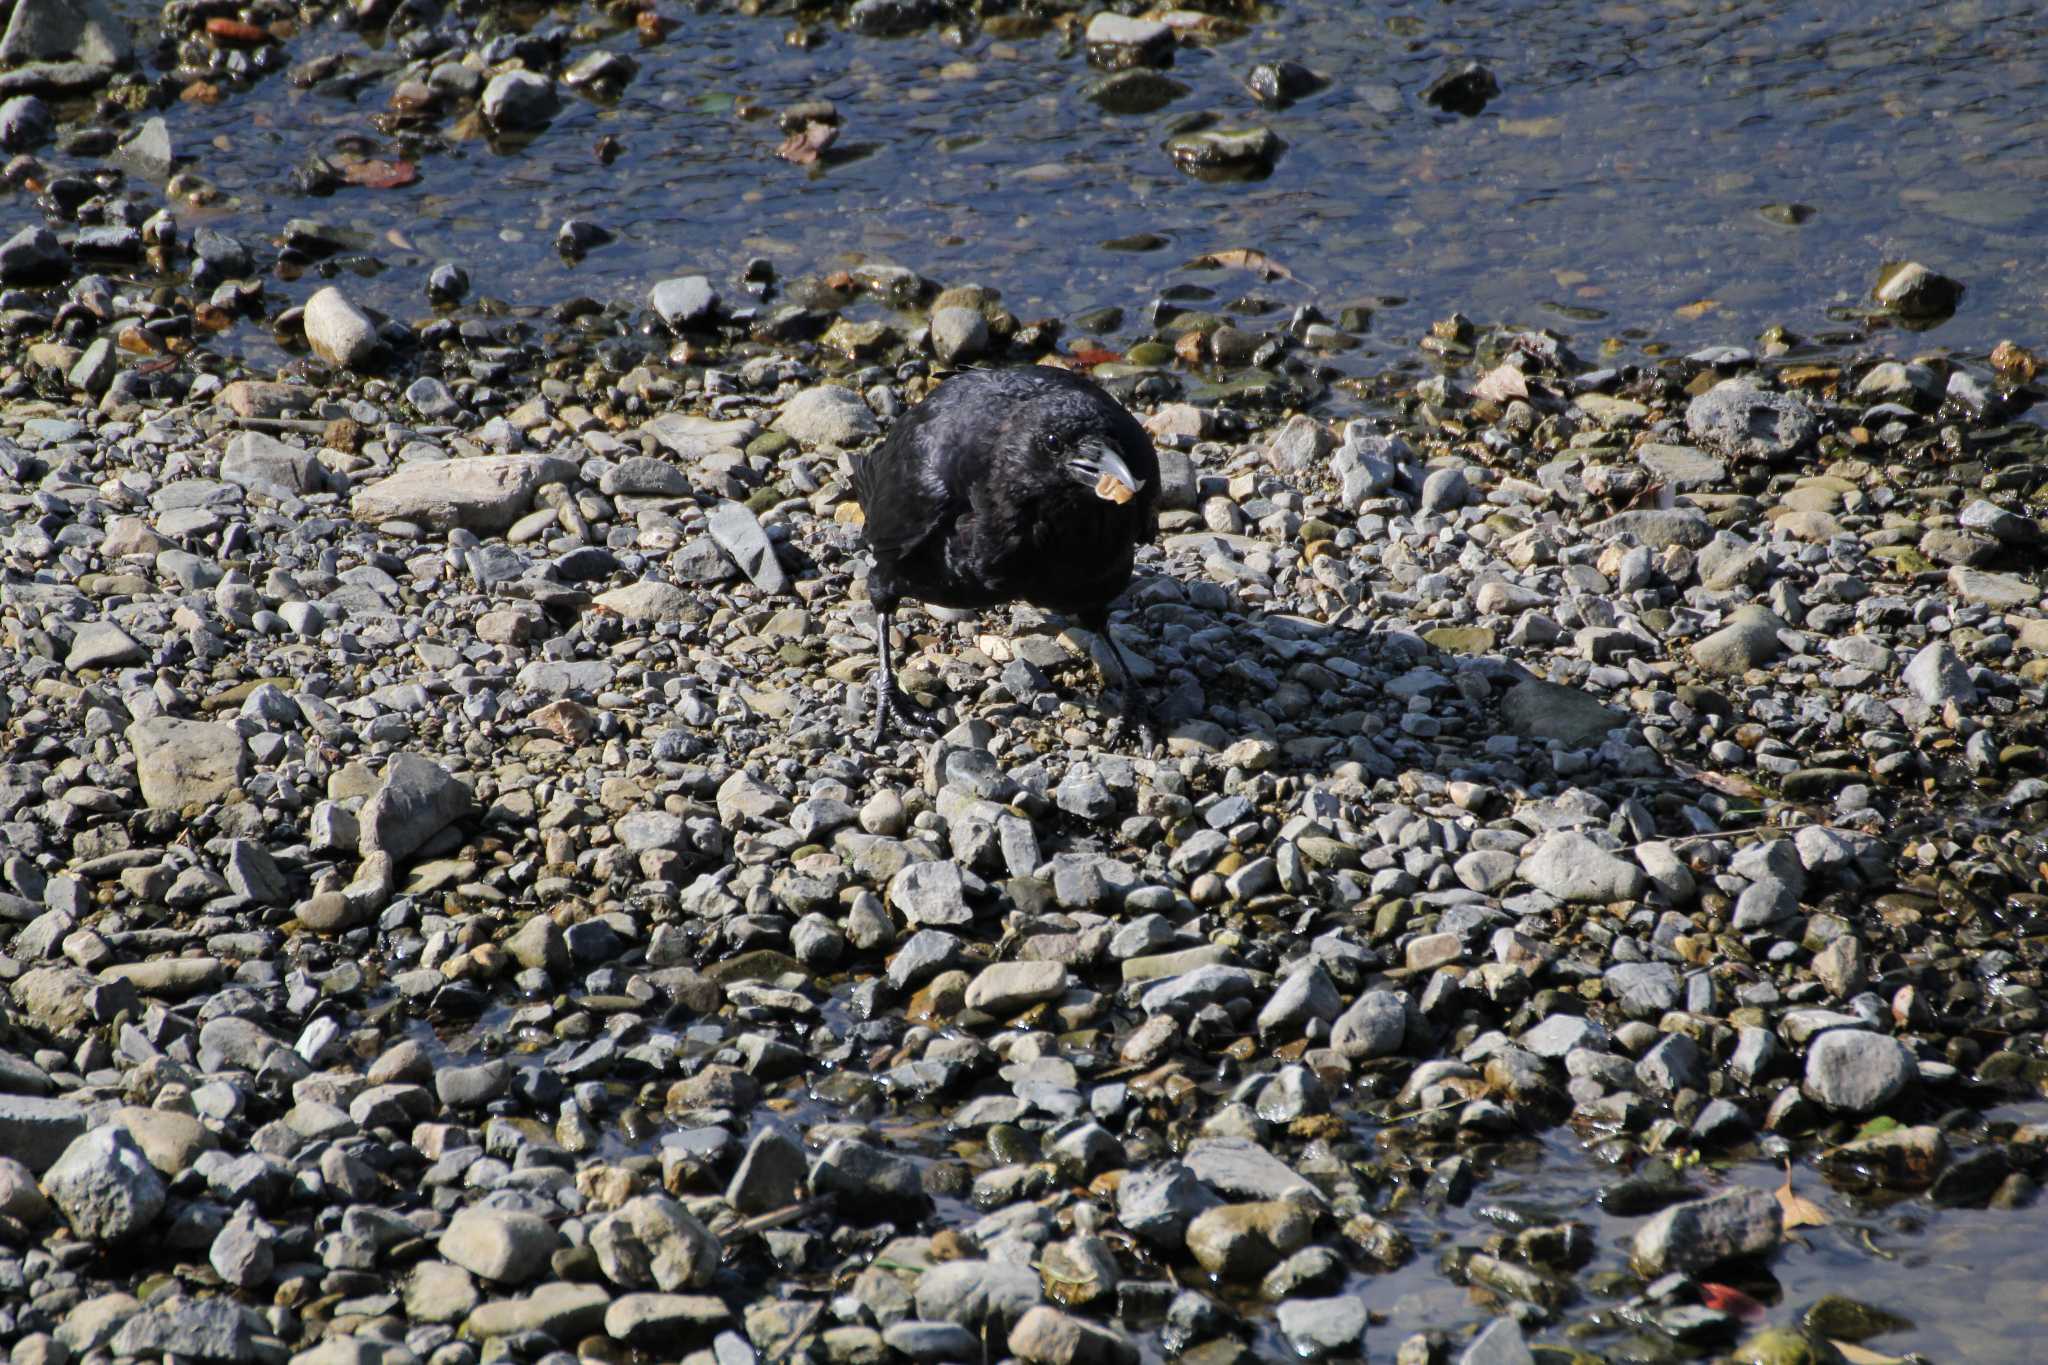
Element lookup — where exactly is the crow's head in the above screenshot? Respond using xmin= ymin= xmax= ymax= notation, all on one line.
xmin=1064 ymin=437 xmax=1146 ymax=505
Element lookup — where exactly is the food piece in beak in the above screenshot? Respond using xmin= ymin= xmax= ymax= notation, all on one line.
xmin=1095 ymin=471 xmax=1136 ymax=504
xmin=1070 ymin=440 xmax=1144 ymax=505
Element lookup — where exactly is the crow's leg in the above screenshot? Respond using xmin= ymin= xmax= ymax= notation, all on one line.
xmin=1086 ymin=614 xmax=1157 ymax=754
xmin=870 ymin=607 xmax=937 ymax=747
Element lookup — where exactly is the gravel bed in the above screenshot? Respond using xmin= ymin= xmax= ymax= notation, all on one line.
xmin=0 ymin=295 xmax=2045 ymax=1365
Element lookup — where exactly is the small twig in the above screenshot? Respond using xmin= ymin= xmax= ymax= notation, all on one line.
xmin=1665 ymin=819 xmax=1867 ymax=848
xmin=1377 ymin=1097 xmax=1470 ymax=1125
xmin=229 ymin=416 xmax=329 ymax=433
xmin=721 ymin=1197 xmax=832 ymax=1257
xmin=871 ymin=1258 xmax=928 ymax=1276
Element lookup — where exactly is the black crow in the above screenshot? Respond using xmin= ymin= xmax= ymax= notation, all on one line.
xmin=852 ymin=365 xmax=1161 ymax=746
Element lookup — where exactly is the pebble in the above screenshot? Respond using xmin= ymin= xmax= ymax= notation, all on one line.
xmin=1685 ymin=379 xmax=1819 ymax=460
xmin=1519 ymin=831 xmax=1645 ymax=902
xmin=303 ymin=286 xmax=382 ymax=370
xmin=41 ymin=1126 xmax=165 ymax=1243
xmin=1804 ymin=1029 xmax=1915 ymax=1113
xmin=773 ymin=384 xmax=880 ymax=446
xmin=481 ymin=69 xmax=559 ymax=130
xmin=438 ymin=1208 xmax=561 ymax=1284
xmin=652 ymin=275 xmax=720 ymax=331
xmin=1185 ymin=1201 xmax=1312 ymax=1279
xmin=1631 ymin=1186 xmax=1781 ymax=1276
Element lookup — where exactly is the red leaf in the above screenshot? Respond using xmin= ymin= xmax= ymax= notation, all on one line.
xmin=1698 ymin=1283 xmax=1766 ymax=1324
xmin=1068 ymin=346 xmax=1122 ymax=367
xmin=205 ymin=17 xmax=272 ymax=45
xmin=344 ymin=159 xmax=418 ymax=189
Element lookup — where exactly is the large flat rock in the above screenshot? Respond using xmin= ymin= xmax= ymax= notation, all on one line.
xmin=351 ymin=455 xmax=578 ymax=534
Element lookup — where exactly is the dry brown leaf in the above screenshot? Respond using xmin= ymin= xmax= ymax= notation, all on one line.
xmin=343 ymin=158 xmax=417 ymax=189
xmin=1474 ymin=364 xmax=1529 ymax=404
xmin=1193 ymin=248 xmax=1296 ymax=281
xmin=1619 ymin=480 xmax=1669 ymax=512
xmin=205 ymin=17 xmax=273 ymax=45
xmin=1991 ymin=338 xmax=2038 ymax=382
xmin=1675 ymin=298 xmax=1719 ymax=320
xmin=1777 ymin=1162 xmax=1831 ymax=1230
xmin=1831 ymin=1343 xmax=1906 ymax=1365
xmin=1696 ymin=770 xmax=1764 ymax=800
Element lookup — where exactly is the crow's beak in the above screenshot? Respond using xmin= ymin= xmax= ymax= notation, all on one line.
xmin=1069 ymin=440 xmax=1144 ymax=504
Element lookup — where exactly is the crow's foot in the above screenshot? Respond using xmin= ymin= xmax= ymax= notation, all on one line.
xmin=1117 ymin=697 xmax=1158 ymax=756
xmin=1096 ymin=660 xmax=1158 ymax=756
xmin=871 ymin=685 xmax=939 ymax=748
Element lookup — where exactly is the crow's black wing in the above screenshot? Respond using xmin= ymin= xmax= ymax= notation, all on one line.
xmin=853 ymin=392 xmax=965 ymax=565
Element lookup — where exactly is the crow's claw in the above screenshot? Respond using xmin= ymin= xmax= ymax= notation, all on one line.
xmin=871 ymin=685 xmax=939 ymax=748
xmin=1117 ymin=692 xmax=1159 ymax=757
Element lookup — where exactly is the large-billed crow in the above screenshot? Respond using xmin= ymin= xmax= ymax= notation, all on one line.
xmin=852 ymin=365 xmax=1161 ymax=746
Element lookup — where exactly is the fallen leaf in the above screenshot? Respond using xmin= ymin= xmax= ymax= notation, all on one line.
xmin=1473 ymin=363 xmax=1528 ymax=403
xmin=180 ymin=81 xmax=223 ymax=104
xmin=1991 ymin=338 xmax=2038 ymax=382
xmin=343 ymin=159 xmax=417 ymax=189
xmin=1068 ymin=345 xmax=1122 ymax=367
xmin=1676 ymin=298 xmax=1720 ymax=320
xmin=1697 ymin=1283 xmax=1766 ymax=1324
xmin=1777 ymin=1162 xmax=1831 ymax=1230
xmin=1855 ymin=1115 xmax=1901 ymax=1140
xmin=530 ymin=700 xmax=595 ymax=745
xmin=1618 ymin=480 xmax=1668 ymax=512
xmin=206 ymin=17 xmax=273 ymax=44
xmin=1696 ymin=770 xmax=1764 ymax=800
xmin=1781 ymin=364 xmax=1841 ymax=389
xmin=776 ymin=120 xmax=836 ymax=165
xmin=1832 ymin=1343 xmax=1907 ymax=1365
xmin=1187 ymin=248 xmax=1295 ymax=281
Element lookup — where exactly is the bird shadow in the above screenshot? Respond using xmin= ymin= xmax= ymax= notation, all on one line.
xmin=854 ymin=556 xmax=1709 ymax=845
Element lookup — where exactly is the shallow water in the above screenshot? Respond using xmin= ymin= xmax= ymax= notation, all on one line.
xmin=85 ymin=0 xmax=2048 ymax=387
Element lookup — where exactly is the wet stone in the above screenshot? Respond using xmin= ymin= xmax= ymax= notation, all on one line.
xmin=1184 ymin=1201 xmax=1312 ymax=1279
xmin=482 ymin=70 xmax=559 ymax=130
xmin=1631 ymin=1186 xmax=1781 ymax=1276
xmin=652 ymin=276 xmax=719 ymax=331
xmin=1457 ymin=1319 xmax=1535 ymax=1365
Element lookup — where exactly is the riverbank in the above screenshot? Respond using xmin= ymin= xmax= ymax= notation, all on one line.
xmin=5 ymin=0 xmax=2048 ymax=1362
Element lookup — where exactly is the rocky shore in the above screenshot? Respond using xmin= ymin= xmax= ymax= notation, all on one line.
xmin=3 ymin=258 xmax=2047 ymax=1363
xmin=3 ymin=1 xmax=2048 ymax=1364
